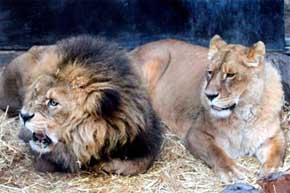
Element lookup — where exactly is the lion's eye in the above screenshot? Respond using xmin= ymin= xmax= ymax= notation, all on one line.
xmin=48 ymin=99 xmax=59 ymax=107
xmin=207 ymin=70 xmax=213 ymax=77
xmin=226 ymin=73 xmax=236 ymax=79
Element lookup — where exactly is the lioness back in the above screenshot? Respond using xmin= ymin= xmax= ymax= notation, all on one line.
xmin=130 ymin=39 xmax=208 ymax=138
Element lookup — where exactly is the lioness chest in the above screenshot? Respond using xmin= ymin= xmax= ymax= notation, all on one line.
xmin=213 ymin=113 xmax=278 ymax=159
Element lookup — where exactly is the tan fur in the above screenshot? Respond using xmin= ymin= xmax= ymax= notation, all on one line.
xmin=130 ymin=37 xmax=286 ymax=182
xmin=130 ymin=39 xmax=208 ymax=137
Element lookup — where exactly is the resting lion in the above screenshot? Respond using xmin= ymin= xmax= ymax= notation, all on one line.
xmin=15 ymin=35 xmax=163 ymax=175
xmin=130 ymin=36 xmax=286 ymax=182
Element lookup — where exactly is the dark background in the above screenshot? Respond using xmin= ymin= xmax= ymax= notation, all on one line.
xmin=0 ymin=0 xmax=285 ymax=51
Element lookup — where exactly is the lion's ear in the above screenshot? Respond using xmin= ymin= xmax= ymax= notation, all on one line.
xmin=208 ymin=35 xmax=227 ymax=60
xmin=243 ymin=41 xmax=265 ymax=68
xmin=85 ymin=86 xmax=121 ymax=117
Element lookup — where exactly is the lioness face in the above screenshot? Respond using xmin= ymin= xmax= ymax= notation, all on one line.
xmin=203 ymin=35 xmax=265 ymax=118
xmin=20 ymin=66 xmax=104 ymax=154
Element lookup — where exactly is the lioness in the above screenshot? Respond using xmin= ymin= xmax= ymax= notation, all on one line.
xmin=130 ymin=36 xmax=286 ymax=182
xmin=18 ymin=35 xmax=163 ymax=175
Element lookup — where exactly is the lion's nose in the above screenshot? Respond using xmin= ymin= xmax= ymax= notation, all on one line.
xmin=20 ymin=112 xmax=35 ymax=123
xmin=205 ymin=93 xmax=219 ymax=101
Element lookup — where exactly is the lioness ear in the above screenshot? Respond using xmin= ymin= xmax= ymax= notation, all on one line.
xmin=243 ymin=41 xmax=265 ymax=67
xmin=208 ymin=35 xmax=227 ymax=60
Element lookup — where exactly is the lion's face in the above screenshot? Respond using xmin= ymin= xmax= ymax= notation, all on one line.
xmin=20 ymin=65 xmax=115 ymax=155
xmin=202 ymin=35 xmax=266 ymax=118
xmin=20 ymin=74 xmax=56 ymax=154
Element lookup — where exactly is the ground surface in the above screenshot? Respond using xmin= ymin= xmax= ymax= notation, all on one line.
xmin=0 ymin=103 xmax=289 ymax=193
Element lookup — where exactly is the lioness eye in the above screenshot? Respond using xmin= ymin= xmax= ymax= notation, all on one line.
xmin=48 ymin=99 xmax=58 ymax=107
xmin=226 ymin=73 xmax=236 ymax=79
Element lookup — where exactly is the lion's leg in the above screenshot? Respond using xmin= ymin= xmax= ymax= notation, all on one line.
xmin=99 ymin=156 xmax=154 ymax=176
xmin=142 ymin=58 xmax=169 ymax=93
xmin=256 ymin=130 xmax=286 ymax=176
xmin=185 ymin=124 xmax=247 ymax=183
xmin=34 ymin=157 xmax=59 ymax=173
xmin=130 ymin=46 xmax=170 ymax=95
xmin=32 ymin=142 xmax=80 ymax=173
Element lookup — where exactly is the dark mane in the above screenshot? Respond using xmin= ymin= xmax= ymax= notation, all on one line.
xmin=26 ymin=35 xmax=164 ymax=174
xmin=57 ymin=35 xmax=132 ymax=78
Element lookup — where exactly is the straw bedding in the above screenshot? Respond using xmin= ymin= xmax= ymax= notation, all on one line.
xmin=0 ymin=102 xmax=289 ymax=193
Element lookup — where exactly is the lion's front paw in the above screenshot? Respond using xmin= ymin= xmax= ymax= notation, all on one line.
xmin=99 ymin=158 xmax=150 ymax=176
xmin=100 ymin=159 xmax=130 ymax=175
xmin=216 ymin=164 xmax=249 ymax=184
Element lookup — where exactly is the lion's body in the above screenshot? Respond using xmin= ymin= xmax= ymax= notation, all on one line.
xmin=18 ymin=36 xmax=163 ymax=175
xmin=130 ymin=38 xmax=286 ymax=182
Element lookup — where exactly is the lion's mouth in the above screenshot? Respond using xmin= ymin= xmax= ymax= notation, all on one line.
xmin=32 ymin=132 xmax=52 ymax=148
xmin=211 ymin=103 xmax=236 ymax=111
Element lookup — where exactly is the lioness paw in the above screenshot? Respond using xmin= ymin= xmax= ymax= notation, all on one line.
xmin=257 ymin=167 xmax=278 ymax=178
xmin=217 ymin=164 xmax=248 ymax=184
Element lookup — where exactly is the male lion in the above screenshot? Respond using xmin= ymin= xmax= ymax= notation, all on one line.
xmin=19 ymin=35 xmax=163 ymax=175
xmin=130 ymin=36 xmax=286 ymax=182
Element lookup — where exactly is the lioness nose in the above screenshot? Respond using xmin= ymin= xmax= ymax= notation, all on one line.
xmin=20 ymin=112 xmax=35 ymax=123
xmin=205 ymin=93 xmax=219 ymax=101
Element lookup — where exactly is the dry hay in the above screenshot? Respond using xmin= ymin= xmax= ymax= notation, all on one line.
xmin=0 ymin=103 xmax=289 ymax=193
